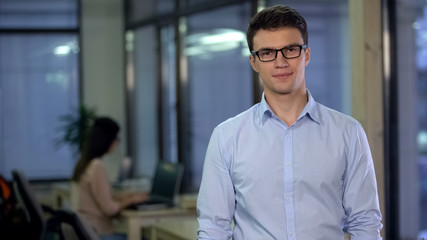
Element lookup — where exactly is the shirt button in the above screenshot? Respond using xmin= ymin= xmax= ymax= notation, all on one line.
xmin=286 ymin=162 xmax=290 ymax=166
xmin=289 ymin=231 xmax=293 ymax=236
xmin=286 ymin=196 xmax=290 ymax=200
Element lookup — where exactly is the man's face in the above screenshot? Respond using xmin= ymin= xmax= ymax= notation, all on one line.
xmin=249 ymin=27 xmax=310 ymax=98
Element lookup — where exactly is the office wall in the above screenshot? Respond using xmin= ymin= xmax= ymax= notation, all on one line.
xmin=80 ymin=0 xmax=126 ymax=180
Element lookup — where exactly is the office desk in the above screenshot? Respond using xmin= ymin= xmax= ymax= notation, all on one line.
xmin=151 ymin=218 xmax=198 ymax=240
xmin=53 ymin=182 xmax=198 ymax=240
xmin=119 ymin=207 xmax=197 ymax=240
xmin=52 ymin=182 xmax=72 ymax=209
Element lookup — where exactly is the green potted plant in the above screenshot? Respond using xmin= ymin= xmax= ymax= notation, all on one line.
xmin=56 ymin=104 xmax=97 ymax=156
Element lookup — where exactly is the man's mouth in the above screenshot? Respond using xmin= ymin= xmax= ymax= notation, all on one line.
xmin=273 ymin=72 xmax=292 ymax=78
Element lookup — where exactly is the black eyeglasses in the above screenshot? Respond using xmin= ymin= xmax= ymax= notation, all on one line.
xmin=251 ymin=44 xmax=307 ymax=62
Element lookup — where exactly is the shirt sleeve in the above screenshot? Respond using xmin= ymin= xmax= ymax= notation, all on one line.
xmin=342 ymin=123 xmax=383 ymax=240
xmin=197 ymin=127 xmax=235 ymax=240
xmin=89 ymin=160 xmax=121 ymax=217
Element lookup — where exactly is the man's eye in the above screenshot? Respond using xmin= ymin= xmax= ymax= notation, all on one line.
xmin=287 ymin=46 xmax=298 ymax=52
xmin=259 ymin=50 xmax=274 ymax=56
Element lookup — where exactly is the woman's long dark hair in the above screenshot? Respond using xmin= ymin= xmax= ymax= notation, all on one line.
xmin=72 ymin=117 xmax=120 ymax=182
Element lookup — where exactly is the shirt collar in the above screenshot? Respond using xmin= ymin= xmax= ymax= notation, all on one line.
xmin=258 ymin=90 xmax=321 ymax=125
xmin=299 ymin=90 xmax=320 ymax=124
xmin=259 ymin=92 xmax=273 ymax=124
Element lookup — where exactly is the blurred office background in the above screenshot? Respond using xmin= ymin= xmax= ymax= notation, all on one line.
xmin=0 ymin=0 xmax=425 ymax=239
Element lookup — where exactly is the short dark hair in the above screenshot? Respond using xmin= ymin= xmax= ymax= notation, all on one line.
xmin=246 ymin=5 xmax=308 ymax=51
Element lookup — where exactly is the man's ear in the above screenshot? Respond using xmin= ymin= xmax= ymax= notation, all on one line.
xmin=304 ymin=47 xmax=311 ymax=67
xmin=249 ymin=54 xmax=259 ymax=72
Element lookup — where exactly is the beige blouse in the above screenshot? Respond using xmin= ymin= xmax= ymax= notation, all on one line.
xmin=71 ymin=158 xmax=120 ymax=235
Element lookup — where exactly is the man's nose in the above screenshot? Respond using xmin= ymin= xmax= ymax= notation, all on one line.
xmin=274 ymin=50 xmax=289 ymax=67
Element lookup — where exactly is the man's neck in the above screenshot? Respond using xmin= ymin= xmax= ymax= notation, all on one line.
xmin=265 ymin=89 xmax=308 ymax=126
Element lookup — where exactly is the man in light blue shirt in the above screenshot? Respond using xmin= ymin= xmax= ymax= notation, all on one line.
xmin=197 ymin=5 xmax=383 ymax=240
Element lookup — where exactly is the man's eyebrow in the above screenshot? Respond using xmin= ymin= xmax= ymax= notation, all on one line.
xmin=256 ymin=47 xmax=275 ymax=51
xmin=256 ymin=43 xmax=303 ymax=51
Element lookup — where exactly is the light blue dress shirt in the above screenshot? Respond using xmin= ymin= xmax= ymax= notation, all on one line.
xmin=197 ymin=91 xmax=382 ymax=240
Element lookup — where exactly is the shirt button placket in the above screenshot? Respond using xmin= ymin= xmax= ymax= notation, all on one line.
xmin=283 ymin=128 xmax=296 ymax=239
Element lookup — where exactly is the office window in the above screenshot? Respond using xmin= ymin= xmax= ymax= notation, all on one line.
xmin=126 ymin=2 xmax=253 ymax=192
xmin=126 ymin=0 xmax=176 ymax=25
xmin=0 ymin=0 xmax=79 ymax=180
xmin=128 ymin=25 xmax=160 ymax=177
xmin=181 ymin=3 xmax=253 ymax=192
xmin=395 ymin=0 xmax=427 ymax=238
xmin=0 ymin=35 xmax=79 ymax=180
xmin=160 ymin=25 xmax=178 ymax=164
xmin=185 ymin=0 xmax=218 ymax=7
xmin=125 ymin=0 xmax=352 ymax=193
xmin=267 ymin=0 xmax=351 ymax=114
xmin=0 ymin=0 xmax=78 ymax=29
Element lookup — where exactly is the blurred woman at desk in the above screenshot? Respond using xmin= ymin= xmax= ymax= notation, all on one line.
xmin=71 ymin=117 xmax=148 ymax=240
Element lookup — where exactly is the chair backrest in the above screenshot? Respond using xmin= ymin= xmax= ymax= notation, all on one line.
xmin=10 ymin=171 xmax=99 ymax=240
xmin=61 ymin=222 xmax=79 ymax=240
xmin=12 ymin=170 xmax=46 ymax=240
xmin=47 ymin=209 xmax=99 ymax=240
xmin=50 ymin=208 xmax=99 ymax=240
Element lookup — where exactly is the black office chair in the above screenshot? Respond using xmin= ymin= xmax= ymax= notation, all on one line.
xmin=11 ymin=170 xmax=99 ymax=240
xmin=12 ymin=170 xmax=46 ymax=240
xmin=48 ymin=208 xmax=100 ymax=240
